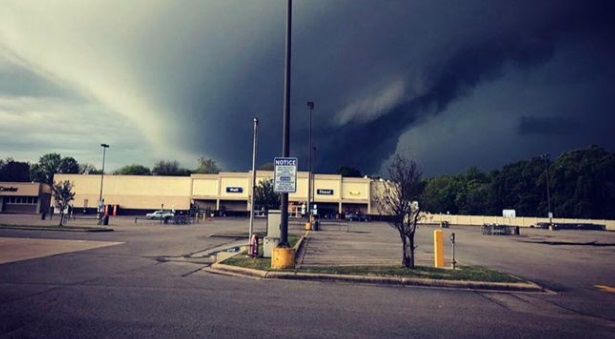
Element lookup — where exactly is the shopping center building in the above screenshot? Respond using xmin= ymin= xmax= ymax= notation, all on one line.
xmin=53 ymin=171 xmax=384 ymax=217
xmin=0 ymin=182 xmax=52 ymax=214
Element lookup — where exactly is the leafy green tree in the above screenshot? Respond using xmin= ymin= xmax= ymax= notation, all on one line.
xmin=490 ymin=158 xmax=544 ymax=217
xmin=254 ymin=178 xmax=280 ymax=212
xmin=0 ymin=158 xmax=30 ymax=182
xmin=114 ymin=164 xmax=151 ymax=175
xmin=194 ymin=157 xmax=221 ymax=174
xmin=421 ymin=176 xmax=458 ymax=214
xmin=51 ymin=180 xmax=76 ymax=226
xmin=30 ymin=153 xmax=80 ymax=185
xmin=152 ymin=160 xmax=191 ymax=176
xmin=550 ymin=145 xmax=615 ymax=219
xmin=336 ymin=165 xmax=362 ymax=177
xmin=375 ymin=154 xmax=422 ymax=269
xmin=421 ymin=145 xmax=615 ymax=219
xmin=454 ymin=167 xmax=490 ymax=215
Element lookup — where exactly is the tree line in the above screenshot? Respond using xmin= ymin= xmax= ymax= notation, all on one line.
xmin=0 ymin=155 xmax=224 ymax=185
xmin=420 ymin=145 xmax=615 ymax=220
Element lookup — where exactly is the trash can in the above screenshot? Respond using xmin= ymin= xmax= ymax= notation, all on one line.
xmin=102 ymin=215 xmax=109 ymax=225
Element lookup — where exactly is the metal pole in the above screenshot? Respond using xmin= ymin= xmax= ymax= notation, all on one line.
xmin=98 ymin=144 xmax=109 ymax=218
xmin=307 ymin=102 xmax=314 ymax=220
xmin=312 ymin=145 xmax=316 ymax=216
xmin=450 ymin=233 xmax=456 ymax=270
xmin=249 ymin=118 xmax=259 ymax=242
xmin=542 ymin=154 xmax=553 ymax=224
xmin=279 ymin=0 xmax=292 ymax=247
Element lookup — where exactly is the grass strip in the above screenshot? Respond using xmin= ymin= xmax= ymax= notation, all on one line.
xmin=222 ymin=255 xmax=523 ymax=283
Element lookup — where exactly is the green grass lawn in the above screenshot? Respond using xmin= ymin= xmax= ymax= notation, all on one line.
xmin=298 ymin=265 xmax=524 ymax=283
xmin=222 ymin=254 xmax=523 ymax=283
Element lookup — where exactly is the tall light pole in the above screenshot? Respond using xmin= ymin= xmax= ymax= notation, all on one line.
xmin=279 ymin=0 xmax=292 ymax=247
xmin=249 ymin=118 xmax=259 ymax=242
xmin=311 ymin=145 xmax=317 ymax=217
xmin=307 ymin=101 xmax=314 ymax=219
xmin=98 ymin=143 xmax=109 ymax=217
xmin=541 ymin=153 xmax=552 ymax=224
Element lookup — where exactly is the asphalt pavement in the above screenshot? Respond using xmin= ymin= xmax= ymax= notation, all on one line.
xmin=0 ymin=214 xmax=614 ymax=337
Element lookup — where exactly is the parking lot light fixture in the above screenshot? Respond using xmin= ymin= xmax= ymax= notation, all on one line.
xmin=541 ymin=153 xmax=552 ymax=224
xmin=307 ymin=101 xmax=314 ymax=218
xmin=249 ymin=117 xmax=259 ymax=242
xmin=98 ymin=143 xmax=110 ymax=217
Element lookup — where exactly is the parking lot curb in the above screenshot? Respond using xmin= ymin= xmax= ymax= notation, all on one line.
xmin=209 ymin=263 xmax=268 ymax=278
xmin=206 ymin=263 xmax=544 ymax=292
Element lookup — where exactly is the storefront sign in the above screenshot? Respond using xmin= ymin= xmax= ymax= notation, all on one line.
xmin=317 ymin=189 xmax=334 ymax=195
xmin=0 ymin=186 xmax=18 ymax=192
xmin=226 ymin=187 xmax=243 ymax=193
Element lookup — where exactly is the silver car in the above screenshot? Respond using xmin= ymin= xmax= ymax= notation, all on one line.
xmin=146 ymin=210 xmax=174 ymax=220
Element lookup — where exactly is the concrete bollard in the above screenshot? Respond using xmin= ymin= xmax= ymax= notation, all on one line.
xmin=271 ymin=247 xmax=295 ymax=269
xmin=434 ymin=229 xmax=444 ymax=268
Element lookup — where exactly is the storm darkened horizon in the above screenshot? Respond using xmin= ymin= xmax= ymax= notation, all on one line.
xmin=1 ymin=0 xmax=614 ymax=177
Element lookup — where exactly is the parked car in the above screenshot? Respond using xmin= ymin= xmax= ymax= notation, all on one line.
xmin=146 ymin=210 xmax=175 ymax=220
xmin=345 ymin=213 xmax=370 ymax=222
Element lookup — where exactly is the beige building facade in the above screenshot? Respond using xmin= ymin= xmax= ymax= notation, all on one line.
xmin=0 ymin=182 xmax=52 ymax=214
xmin=54 ymin=172 xmax=383 ymax=217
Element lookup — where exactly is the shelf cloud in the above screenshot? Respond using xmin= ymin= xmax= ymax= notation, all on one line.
xmin=1 ymin=0 xmax=614 ymax=176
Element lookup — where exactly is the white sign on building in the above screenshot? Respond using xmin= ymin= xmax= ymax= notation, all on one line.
xmin=273 ymin=157 xmax=298 ymax=193
xmin=502 ymin=209 xmax=516 ymax=218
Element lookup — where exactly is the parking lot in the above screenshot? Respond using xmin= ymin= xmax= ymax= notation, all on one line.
xmin=1 ymin=214 xmax=614 ymax=337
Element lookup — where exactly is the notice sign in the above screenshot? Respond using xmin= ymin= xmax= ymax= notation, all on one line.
xmin=274 ymin=157 xmax=298 ymax=193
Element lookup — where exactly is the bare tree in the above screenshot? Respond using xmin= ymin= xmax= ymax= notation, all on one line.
xmin=376 ymin=154 xmax=422 ymax=268
xmin=52 ymin=180 xmax=76 ymax=226
xmin=194 ymin=157 xmax=221 ymax=174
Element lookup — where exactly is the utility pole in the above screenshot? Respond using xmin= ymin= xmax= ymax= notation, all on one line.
xmin=541 ymin=153 xmax=553 ymax=224
xmin=279 ymin=0 xmax=292 ymax=247
xmin=307 ymin=101 xmax=314 ymax=220
xmin=98 ymin=143 xmax=109 ymax=219
xmin=249 ymin=118 xmax=259 ymax=241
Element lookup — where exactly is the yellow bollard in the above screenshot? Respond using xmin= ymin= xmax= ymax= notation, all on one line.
xmin=434 ymin=229 xmax=444 ymax=268
xmin=271 ymin=247 xmax=295 ymax=269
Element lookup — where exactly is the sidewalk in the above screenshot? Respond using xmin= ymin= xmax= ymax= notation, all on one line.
xmin=0 ymin=214 xmax=112 ymax=232
xmin=299 ymin=221 xmax=434 ymax=267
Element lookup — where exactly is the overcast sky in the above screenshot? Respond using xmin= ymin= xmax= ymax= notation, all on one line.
xmin=1 ymin=0 xmax=614 ymax=177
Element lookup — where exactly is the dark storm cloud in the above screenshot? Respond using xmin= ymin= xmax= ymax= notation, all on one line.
xmin=517 ymin=116 xmax=577 ymax=136
xmin=164 ymin=0 xmax=615 ymax=174
xmin=3 ymin=1 xmax=615 ymax=175
xmin=306 ymin=0 xmax=615 ymax=174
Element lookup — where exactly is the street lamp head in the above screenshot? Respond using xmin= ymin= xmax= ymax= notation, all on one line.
xmin=307 ymin=101 xmax=314 ymax=110
xmin=253 ymin=117 xmax=259 ymax=124
xmin=101 ymin=143 xmax=110 ymax=148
